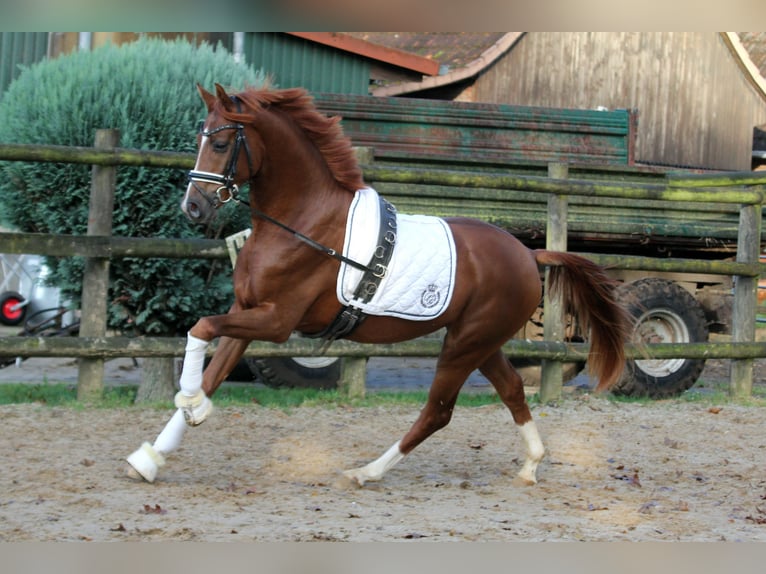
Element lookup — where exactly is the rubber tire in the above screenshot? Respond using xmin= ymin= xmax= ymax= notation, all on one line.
xmin=246 ymin=356 xmax=341 ymax=389
xmin=202 ymin=357 xmax=256 ymax=382
xmin=0 ymin=291 xmax=26 ymax=326
xmin=611 ymin=278 xmax=708 ymax=398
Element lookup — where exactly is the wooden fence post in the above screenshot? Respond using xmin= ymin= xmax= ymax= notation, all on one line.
xmin=339 ymin=356 xmax=368 ymax=399
xmin=77 ymin=129 xmax=118 ymax=401
xmin=730 ymin=202 xmax=762 ymax=397
xmin=539 ymin=162 xmax=569 ymax=403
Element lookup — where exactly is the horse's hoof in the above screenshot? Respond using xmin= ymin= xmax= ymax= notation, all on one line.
xmin=175 ymin=391 xmax=213 ymax=426
xmin=126 ymin=442 xmax=165 ymax=483
xmin=512 ymin=474 xmax=537 ymax=487
xmin=125 ymin=465 xmax=143 ymax=481
xmin=342 ymin=468 xmax=368 ymax=487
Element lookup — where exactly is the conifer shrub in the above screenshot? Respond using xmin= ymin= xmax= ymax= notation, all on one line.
xmin=0 ymin=38 xmax=266 ymax=335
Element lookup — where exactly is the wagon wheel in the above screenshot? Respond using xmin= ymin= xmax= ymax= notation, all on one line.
xmin=611 ymin=278 xmax=708 ymax=399
xmin=0 ymin=291 xmax=26 ymax=326
xmin=511 ymin=306 xmax=586 ymax=386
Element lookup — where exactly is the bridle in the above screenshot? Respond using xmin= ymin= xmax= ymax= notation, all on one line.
xmin=186 ymin=102 xmax=387 ymax=277
xmin=187 ymin=118 xmax=255 ymax=209
xmin=185 ymin=94 xmax=399 ymax=347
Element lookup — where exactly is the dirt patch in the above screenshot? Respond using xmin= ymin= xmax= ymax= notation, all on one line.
xmin=2 ymin=390 xmax=765 ymax=541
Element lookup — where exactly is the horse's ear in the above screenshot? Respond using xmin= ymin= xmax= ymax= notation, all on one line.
xmin=214 ymin=83 xmax=236 ymax=112
xmin=197 ymin=83 xmax=217 ymax=112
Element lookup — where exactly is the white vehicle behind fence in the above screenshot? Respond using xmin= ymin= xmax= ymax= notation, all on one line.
xmin=0 ymin=253 xmax=74 ymax=330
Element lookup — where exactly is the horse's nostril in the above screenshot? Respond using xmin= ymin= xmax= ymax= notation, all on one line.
xmin=187 ymin=201 xmax=201 ymax=219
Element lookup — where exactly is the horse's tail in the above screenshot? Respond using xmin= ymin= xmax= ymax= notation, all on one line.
xmin=534 ymin=250 xmax=631 ymax=392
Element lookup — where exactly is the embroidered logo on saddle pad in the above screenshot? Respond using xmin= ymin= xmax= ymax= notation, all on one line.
xmin=337 ymin=188 xmax=457 ymax=320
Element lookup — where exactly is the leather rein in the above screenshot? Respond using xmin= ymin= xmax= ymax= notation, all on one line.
xmin=187 ymin=109 xmax=382 ymax=277
xmin=187 ymin=102 xmax=399 ymax=346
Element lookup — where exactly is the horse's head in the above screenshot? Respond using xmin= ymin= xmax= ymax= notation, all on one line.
xmin=182 ymin=83 xmax=366 ymax=224
xmin=181 ymin=83 xmax=260 ymax=224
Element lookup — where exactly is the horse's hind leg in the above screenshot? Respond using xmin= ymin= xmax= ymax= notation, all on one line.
xmin=343 ymin=372 xmax=462 ymax=486
xmin=343 ymin=346 xmax=478 ymax=486
xmin=479 ymin=349 xmax=544 ymax=485
xmin=342 ymin=346 xmax=545 ymax=487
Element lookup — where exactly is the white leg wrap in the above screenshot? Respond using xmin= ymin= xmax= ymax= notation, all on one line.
xmin=178 ymin=332 xmax=209 ymax=396
xmin=516 ymin=420 xmax=545 ymax=485
xmin=153 ymin=409 xmax=187 ymax=454
xmin=126 ymin=442 xmax=165 ymax=483
xmin=344 ymin=440 xmax=405 ymax=486
xmin=176 ymin=333 xmax=213 ymax=426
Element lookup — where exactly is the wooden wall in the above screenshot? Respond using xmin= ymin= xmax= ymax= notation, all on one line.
xmin=472 ymin=32 xmax=766 ymax=171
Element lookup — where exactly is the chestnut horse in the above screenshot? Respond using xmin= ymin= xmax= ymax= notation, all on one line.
xmin=126 ymin=83 xmax=629 ymax=486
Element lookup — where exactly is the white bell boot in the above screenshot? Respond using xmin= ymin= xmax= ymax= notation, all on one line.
xmin=174 ymin=389 xmax=213 ymax=426
xmin=126 ymin=442 xmax=166 ymax=483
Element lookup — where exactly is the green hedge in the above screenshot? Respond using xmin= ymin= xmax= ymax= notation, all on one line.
xmin=0 ymin=38 xmax=266 ymax=335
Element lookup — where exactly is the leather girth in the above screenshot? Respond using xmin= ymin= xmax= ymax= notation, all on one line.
xmin=304 ymin=195 xmax=397 ymax=350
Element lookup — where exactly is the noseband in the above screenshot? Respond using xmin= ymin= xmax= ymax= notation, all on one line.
xmin=188 ymin=107 xmax=255 ymax=208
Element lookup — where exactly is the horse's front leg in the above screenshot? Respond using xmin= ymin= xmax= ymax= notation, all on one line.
xmin=172 ymin=301 xmax=294 ymax=422
xmin=174 ymin=332 xmax=258 ymax=424
xmin=127 ymin=305 xmax=291 ymax=482
xmin=126 ymin=334 xmax=251 ymax=482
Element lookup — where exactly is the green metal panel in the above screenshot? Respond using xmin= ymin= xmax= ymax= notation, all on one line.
xmin=0 ymin=32 xmax=48 ymax=96
xmin=243 ymin=33 xmax=369 ymax=95
xmin=315 ymin=92 xmax=636 ymax=166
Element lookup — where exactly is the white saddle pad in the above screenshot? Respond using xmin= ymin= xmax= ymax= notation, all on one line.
xmin=337 ymin=187 xmax=457 ymax=320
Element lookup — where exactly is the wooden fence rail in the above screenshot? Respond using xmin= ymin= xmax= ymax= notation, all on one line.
xmin=1 ymin=140 xmax=765 ymax=400
xmin=3 ymin=336 xmax=765 ymax=361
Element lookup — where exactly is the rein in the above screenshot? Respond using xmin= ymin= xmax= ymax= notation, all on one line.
xmin=187 ymin=104 xmax=384 ymax=276
xmin=189 ymin=92 xmax=399 ymax=348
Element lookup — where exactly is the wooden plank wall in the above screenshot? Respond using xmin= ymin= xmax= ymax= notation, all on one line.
xmin=472 ymin=32 xmax=766 ymax=171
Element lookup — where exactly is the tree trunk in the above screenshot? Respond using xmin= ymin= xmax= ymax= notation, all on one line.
xmin=134 ymin=357 xmax=176 ymax=403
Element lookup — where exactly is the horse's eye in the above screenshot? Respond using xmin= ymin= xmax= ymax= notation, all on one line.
xmin=212 ymin=139 xmax=229 ymax=153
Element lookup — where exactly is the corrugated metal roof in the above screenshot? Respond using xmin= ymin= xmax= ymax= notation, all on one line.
xmin=347 ymin=33 xmax=505 ymax=72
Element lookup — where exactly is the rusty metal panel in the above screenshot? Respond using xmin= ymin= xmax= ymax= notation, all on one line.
xmin=315 ymin=93 xmax=635 ymax=166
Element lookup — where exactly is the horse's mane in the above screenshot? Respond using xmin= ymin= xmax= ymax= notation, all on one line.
xmin=219 ymin=86 xmax=365 ymax=193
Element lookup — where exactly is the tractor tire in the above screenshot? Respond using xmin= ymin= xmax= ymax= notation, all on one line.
xmin=611 ymin=278 xmax=708 ymax=398
xmin=247 ymin=356 xmax=341 ymax=389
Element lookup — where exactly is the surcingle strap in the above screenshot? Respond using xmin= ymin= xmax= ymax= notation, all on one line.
xmin=306 ymin=195 xmax=397 ymax=349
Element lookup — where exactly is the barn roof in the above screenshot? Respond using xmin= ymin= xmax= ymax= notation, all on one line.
xmin=346 ymin=32 xmax=523 ymax=96
xmin=287 ymin=32 xmax=440 ymax=77
xmin=347 ymin=32 xmax=507 ymax=71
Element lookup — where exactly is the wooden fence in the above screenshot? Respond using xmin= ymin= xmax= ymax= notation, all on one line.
xmin=1 ymin=132 xmax=766 ymax=401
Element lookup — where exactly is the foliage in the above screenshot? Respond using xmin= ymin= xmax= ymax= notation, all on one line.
xmin=0 ymin=38 xmax=266 ymax=335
